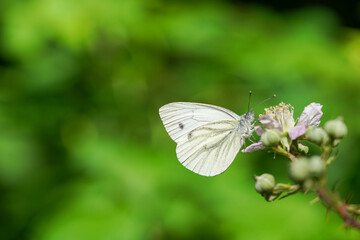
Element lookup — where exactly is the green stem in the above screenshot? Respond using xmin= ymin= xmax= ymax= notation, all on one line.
xmin=321 ymin=145 xmax=332 ymax=161
xmin=275 ymin=146 xmax=297 ymax=161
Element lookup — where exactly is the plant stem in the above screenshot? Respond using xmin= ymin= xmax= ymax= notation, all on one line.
xmin=282 ymin=149 xmax=360 ymax=231
xmin=275 ymin=146 xmax=297 ymax=161
xmin=317 ymin=187 xmax=360 ymax=230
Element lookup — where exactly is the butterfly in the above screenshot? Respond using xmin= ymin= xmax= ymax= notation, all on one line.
xmin=159 ymin=102 xmax=255 ymax=176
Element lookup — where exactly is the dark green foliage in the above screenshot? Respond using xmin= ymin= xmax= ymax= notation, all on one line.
xmin=0 ymin=0 xmax=360 ymax=239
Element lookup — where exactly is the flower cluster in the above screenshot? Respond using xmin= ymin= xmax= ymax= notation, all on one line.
xmin=243 ymin=102 xmax=323 ymax=153
xmin=244 ymin=102 xmax=360 ymax=231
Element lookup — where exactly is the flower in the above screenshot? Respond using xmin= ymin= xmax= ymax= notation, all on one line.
xmin=262 ymin=102 xmax=295 ymax=132
xmin=242 ymin=102 xmax=323 ymax=152
xmin=242 ymin=141 xmax=265 ymax=152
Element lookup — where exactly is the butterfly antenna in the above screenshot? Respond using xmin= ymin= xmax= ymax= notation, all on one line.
xmin=250 ymin=94 xmax=276 ymax=111
xmin=248 ymin=91 xmax=252 ymax=111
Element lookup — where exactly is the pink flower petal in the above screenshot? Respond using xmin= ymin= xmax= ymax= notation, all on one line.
xmin=242 ymin=141 xmax=266 ymax=152
xmin=259 ymin=115 xmax=282 ymax=132
xmin=298 ymin=103 xmax=323 ymax=127
xmin=288 ymin=123 xmax=307 ymax=140
xmin=255 ymin=126 xmax=264 ymax=136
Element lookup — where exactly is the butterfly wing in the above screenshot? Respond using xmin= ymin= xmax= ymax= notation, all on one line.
xmin=159 ymin=102 xmax=240 ymax=143
xmin=159 ymin=102 xmax=246 ymax=176
xmin=176 ymin=120 xmax=244 ymax=176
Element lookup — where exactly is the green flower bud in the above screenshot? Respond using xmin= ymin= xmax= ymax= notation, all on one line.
xmin=255 ymin=173 xmax=275 ymax=194
xmin=308 ymin=156 xmax=325 ymax=177
xmin=289 ymin=157 xmax=309 ymax=182
xmin=332 ymin=139 xmax=341 ymax=147
xmin=261 ymin=129 xmax=281 ymax=147
xmin=306 ymin=127 xmax=329 ymax=145
xmin=324 ymin=117 xmax=347 ymax=139
xmin=297 ymin=142 xmax=309 ymax=154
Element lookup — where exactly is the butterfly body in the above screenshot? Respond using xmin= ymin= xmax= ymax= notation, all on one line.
xmin=159 ymin=102 xmax=255 ymax=176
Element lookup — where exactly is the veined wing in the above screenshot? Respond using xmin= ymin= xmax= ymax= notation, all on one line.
xmin=176 ymin=120 xmax=244 ymax=176
xmin=159 ymin=102 xmax=240 ymax=143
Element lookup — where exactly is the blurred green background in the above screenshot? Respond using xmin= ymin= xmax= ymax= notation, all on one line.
xmin=1 ymin=0 xmax=360 ymax=239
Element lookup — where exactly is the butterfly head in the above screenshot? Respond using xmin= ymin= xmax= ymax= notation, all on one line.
xmin=245 ymin=111 xmax=255 ymax=122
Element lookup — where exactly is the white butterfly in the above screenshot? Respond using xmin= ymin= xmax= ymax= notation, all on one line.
xmin=159 ymin=102 xmax=255 ymax=176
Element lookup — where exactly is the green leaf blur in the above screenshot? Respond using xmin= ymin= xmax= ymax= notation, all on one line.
xmin=0 ymin=0 xmax=360 ymax=239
